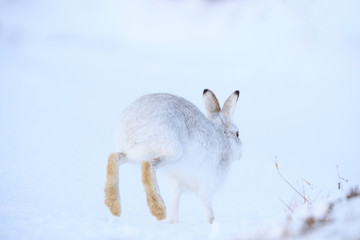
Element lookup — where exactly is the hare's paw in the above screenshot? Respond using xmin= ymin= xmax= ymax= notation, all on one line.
xmin=104 ymin=196 xmax=121 ymax=217
xmin=165 ymin=217 xmax=178 ymax=224
xmin=147 ymin=197 xmax=166 ymax=220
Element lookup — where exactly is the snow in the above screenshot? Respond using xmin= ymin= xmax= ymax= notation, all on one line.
xmin=1 ymin=0 xmax=360 ymax=239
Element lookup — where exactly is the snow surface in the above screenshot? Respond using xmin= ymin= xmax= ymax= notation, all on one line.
xmin=1 ymin=0 xmax=360 ymax=239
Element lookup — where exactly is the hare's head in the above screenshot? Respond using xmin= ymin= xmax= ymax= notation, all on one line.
xmin=203 ymin=89 xmax=242 ymax=161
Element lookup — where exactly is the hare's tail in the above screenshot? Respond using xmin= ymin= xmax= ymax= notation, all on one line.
xmin=141 ymin=161 xmax=166 ymax=220
xmin=104 ymin=152 xmax=125 ymax=216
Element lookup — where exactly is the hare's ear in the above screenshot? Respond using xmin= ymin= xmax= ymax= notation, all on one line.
xmin=203 ymin=89 xmax=220 ymax=118
xmin=222 ymin=90 xmax=240 ymax=120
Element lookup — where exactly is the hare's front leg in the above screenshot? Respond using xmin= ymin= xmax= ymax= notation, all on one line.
xmin=198 ymin=190 xmax=214 ymax=224
xmin=141 ymin=161 xmax=166 ymax=220
xmin=167 ymin=179 xmax=183 ymax=223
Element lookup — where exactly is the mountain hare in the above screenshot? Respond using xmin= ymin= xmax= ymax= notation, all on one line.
xmin=105 ymin=89 xmax=242 ymax=223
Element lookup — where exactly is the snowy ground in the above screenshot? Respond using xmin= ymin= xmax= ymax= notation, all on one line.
xmin=1 ymin=0 xmax=360 ymax=239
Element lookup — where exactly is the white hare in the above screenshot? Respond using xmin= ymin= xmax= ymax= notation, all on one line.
xmin=104 ymin=89 xmax=242 ymax=223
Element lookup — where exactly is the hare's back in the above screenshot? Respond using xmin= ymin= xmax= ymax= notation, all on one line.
xmin=116 ymin=94 xmax=207 ymax=160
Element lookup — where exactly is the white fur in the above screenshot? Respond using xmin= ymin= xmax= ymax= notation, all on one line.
xmin=115 ymin=90 xmax=242 ymax=223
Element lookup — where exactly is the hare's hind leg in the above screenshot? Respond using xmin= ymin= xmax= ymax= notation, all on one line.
xmin=104 ymin=152 xmax=126 ymax=216
xmin=167 ymin=179 xmax=182 ymax=223
xmin=141 ymin=161 xmax=166 ymax=220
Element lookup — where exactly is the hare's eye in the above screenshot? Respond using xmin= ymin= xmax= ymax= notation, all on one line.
xmin=235 ymin=131 xmax=239 ymax=138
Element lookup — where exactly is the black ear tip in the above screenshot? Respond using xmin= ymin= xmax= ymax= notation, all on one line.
xmin=203 ymin=89 xmax=210 ymax=95
xmin=235 ymin=90 xmax=240 ymax=97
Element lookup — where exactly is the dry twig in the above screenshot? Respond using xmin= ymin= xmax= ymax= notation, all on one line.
xmin=275 ymin=157 xmax=310 ymax=204
xmin=337 ymin=165 xmax=349 ymax=191
xmin=279 ymin=198 xmax=294 ymax=213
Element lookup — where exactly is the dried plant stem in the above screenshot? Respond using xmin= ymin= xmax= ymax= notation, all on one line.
xmin=279 ymin=198 xmax=294 ymax=213
xmin=337 ymin=165 xmax=348 ymax=191
xmin=303 ymin=179 xmax=316 ymax=190
xmin=275 ymin=159 xmax=310 ymax=204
